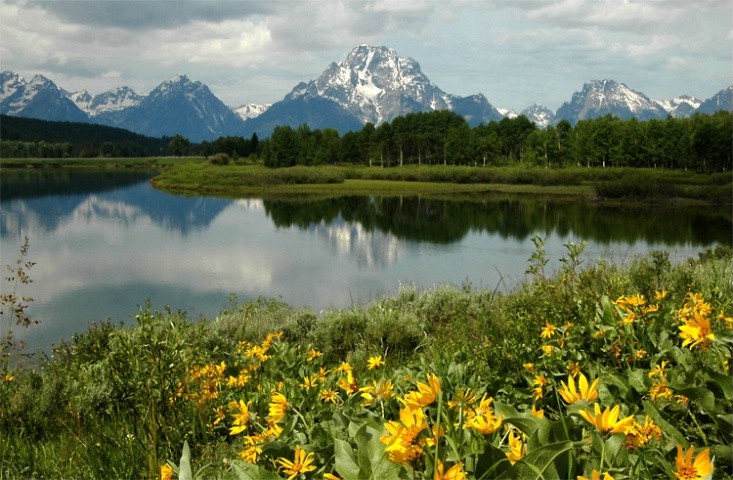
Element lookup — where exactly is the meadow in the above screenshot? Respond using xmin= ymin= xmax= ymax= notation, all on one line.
xmin=1 ymin=238 xmax=731 ymax=479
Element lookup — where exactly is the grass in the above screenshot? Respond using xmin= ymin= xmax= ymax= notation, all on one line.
xmin=150 ymin=162 xmax=731 ymax=205
xmin=1 ymin=243 xmax=731 ymax=479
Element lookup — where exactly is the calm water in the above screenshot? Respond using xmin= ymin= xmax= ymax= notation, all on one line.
xmin=1 ymin=169 xmax=730 ymax=352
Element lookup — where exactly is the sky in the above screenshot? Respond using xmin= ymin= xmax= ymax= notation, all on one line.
xmin=1 ymin=0 xmax=731 ymax=112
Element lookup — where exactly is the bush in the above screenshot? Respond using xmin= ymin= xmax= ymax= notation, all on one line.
xmin=208 ymin=153 xmax=230 ymax=165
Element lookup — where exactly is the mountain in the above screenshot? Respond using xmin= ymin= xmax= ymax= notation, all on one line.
xmin=233 ymin=103 xmax=271 ymax=121
xmin=450 ymin=94 xmax=503 ymax=126
xmin=97 ymin=74 xmax=246 ymax=142
xmin=696 ymin=86 xmax=733 ymax=115
xmin=69 ymin=86 xmax=144 ymax=116
xmin=655 ymin=95 xmax=701 ymax=118
xmin=1 ymin=71 xmax=88 ymax=123
xmin=554 ymin=79 xmax=668 ymax=125
xmin=242 ymin=45 xmax=502 ymax=137
xmin=521 ymin=104 xmax=555 ymax=128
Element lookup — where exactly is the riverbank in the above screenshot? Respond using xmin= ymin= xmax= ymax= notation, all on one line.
xmin=2 ymin=245 xmax=731 ymax=479
xmin=3 ymin=157 xmax=730 ymax=204
xmin=150 ymin=161 xmax=731 ymax=204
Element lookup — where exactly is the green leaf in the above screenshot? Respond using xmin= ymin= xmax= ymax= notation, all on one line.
xmin=497 ymin=440 xmax=575 ymax=480
xmin=231 ymin=461 xmax=285 ymax=480
xmin=627 ymin=369 xmax=648 ymax=395
xmin=334 ymin=439 xmax=361 ymax=480
xmin=179 ymin=440 xmax=193 ymax=480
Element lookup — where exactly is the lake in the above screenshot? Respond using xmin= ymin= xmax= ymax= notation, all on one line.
xmin=1 ymin=169 xmax=730 ymax=353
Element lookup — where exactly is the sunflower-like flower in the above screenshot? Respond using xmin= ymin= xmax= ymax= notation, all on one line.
xmin=360 ymin=379 xmax=395 ymax=406
xmin=624 ymin=416 xmax=662 ymax=449
xmin=380 ymin=407 xmax=429 ymax=464
xmin=679 ymin=313 xmax=715 ymax=350
xmin=579 ymin=404 xmax=635 ymax=435
xmin=337 ymin=370 xmax=359 ymax=395
xmin=367 ymin=355 xmax=385 ymax=370
xmin=319 ymin=388 xmax=339 ymax=404
xmin=402 ymin=373 xmax=441 ymax=410
xmin=275 ymin=445 xmax=317 ymax=480
xmin=306 ymin=348 xmax=322 ymax=361
xmin=673 ymin=445 xmax=713 ymax=480
xmin=268 ymin=392 xmax=288 ymax=424
xmin=541 ymin=322 xmax=557 ymax=339
xmin=464 ymin=394 xmax=503 ymax=435
xmin=559 ymin=372 xmax=599 ymax=404
xmin=578 ymin=470 xmax=615 ymax=480
xmin=434 ymin=459 xmax=467 ymax=480
xmin=228 ymin=399 xmax=253 ymax=436
xmin=505 ymin=429 xmax=526 ymax=465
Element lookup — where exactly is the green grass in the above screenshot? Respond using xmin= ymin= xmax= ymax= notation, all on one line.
xmin=149 ymin=163 xmax=731 ymax=205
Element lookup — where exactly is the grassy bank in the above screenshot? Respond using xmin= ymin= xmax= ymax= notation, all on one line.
xmin=150 ymin=162 xmax=731 ymax=204
xmin=2 ymin=244 xmax=731 ymax=479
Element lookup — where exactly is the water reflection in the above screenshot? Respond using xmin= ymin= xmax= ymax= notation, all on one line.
xmin=0 ymin=170 xmax=730 ymax=353
xmin=263 ymin=195 xmax=731 ymax=247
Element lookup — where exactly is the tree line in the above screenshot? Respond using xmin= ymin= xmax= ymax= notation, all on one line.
xmin=257 ymin=110 xmax=732 ymax=172
xmin=2 ymin=110 xmax=730 ymax=172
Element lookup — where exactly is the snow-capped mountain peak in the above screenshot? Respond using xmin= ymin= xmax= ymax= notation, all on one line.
xmin=292 ymin=44 xmax=453 ymax=125
xmin=555 ymin=79 xmax=668 ymax=124
xmin=521 ymin=104 xmax=555 ymax=128
xmin=233 ymin=103 xmax=271 ymax=121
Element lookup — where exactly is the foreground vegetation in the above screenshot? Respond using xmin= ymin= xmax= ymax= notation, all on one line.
xmin=2 ymin=240 xmax=731 ymax=479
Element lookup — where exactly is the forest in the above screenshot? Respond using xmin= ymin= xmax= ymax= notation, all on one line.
xmin=257 ymin=110 xmax=732 ymax=172
xmin=2 ymin=110 xmax=731 ymax=173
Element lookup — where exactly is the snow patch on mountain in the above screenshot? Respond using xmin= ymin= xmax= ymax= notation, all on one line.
xmin=233 ymin=103 xmax=271 ymax=121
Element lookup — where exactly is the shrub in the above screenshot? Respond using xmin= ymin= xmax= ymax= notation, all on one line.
xmin=208 ymin=153 xmax=230 ymax=165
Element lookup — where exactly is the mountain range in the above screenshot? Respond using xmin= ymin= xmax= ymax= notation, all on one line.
xmin=1 ymin=45 xmax=731 ymax=142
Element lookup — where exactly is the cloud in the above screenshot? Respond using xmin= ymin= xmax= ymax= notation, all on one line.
xmin=24 ymin=0 xmax=275 ymax=31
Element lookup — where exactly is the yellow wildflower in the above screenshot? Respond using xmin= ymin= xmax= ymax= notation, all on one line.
xmin=434 ymin=459 xmax=467 ymax=480
xmin=465 ymin=394 xmax=503 ymax=435
xmin=522 ymin=363 xmax=534 ymax=374
xmin=531 ymin=404 xmax=545 ymax=419
xmin=654 ymin=290 xmax=668 ymax=301
xmin=319 ymin=388 xmax=339 ymax=404
xmin=578 ymin=470 xmax=615 ymax=480
xmin=559 ymin=372 xmax=599 ymax=404
xmin=306 ymin=348 xmax=322 ymax=362
xmin=505 ymin=430 xmax=526 ymax=465
xmin=541 ymin=345 xmax=554 ymax=356
xmin=367 ymin=355 xmax=385 ymax=370
xmin=679 ymin=313 xmax=715 ymax=350
xmin=402 ymin=373 xmax=441 ymax=410
xmin=567 ymin=362 xmax=581 ymax=377
xmin=635 ymin=349 xmax=647 ymax=360
xmin=448 ymin=387 xmax=479 ymax=411
xmin=648 ymin=360 xmax=670 ymax=378
xmin=334 ymin=361 xmax=353 ymax=373
xmin=624 ymin=416 xmax=662 ymax=449
xmin=160 ymin=463 xmax=174 ymax=480
xmin=268 ymin=392 xmax=288 ymax=424
xmin=229 ymin=399 xmax=253 ymax=436
xmin=337 ymin=370 xmax=359 ymax=395
xmin=323 ymin=474 xmax=343 ymax=480
xmin=238 ymin=433 xmax=265 ymax=464
xmin=541 ymin=322 xmax=557 ymax=339
xmin=579 ymin=404 xmax=635 ymax=435
xmin=360 ymin=379 xmax=395 ymax=406
xmin=276 ymin=445 xmax=317 ymax=480
xmin=673 ymin=445 xmax=713 ymax=480
xmin=649 ymin=379 xmax=674 ymax=401
xmin=380 ymin=407 xmax=428 ymax=464
xmin=300 ymin=374 xmax=319 ymax=390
